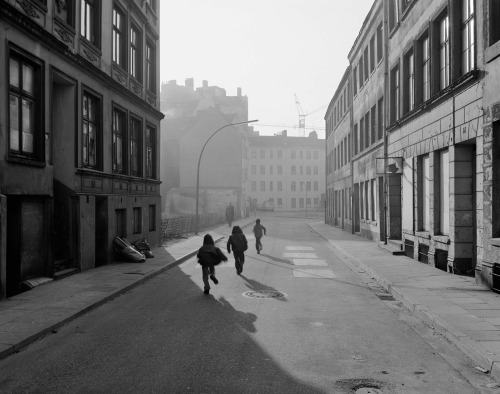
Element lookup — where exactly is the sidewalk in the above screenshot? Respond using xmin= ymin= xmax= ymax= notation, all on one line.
xmin=309 ymin=222 xmax=500 ymax=381
xmin=0 ymin=217 xmax=255 ymax=361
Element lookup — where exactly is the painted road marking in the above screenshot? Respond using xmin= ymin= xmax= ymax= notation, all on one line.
xmin=292 ymin=259 xmax=327 ymax=266
xmin=285 ymin=246 xmax=314 ymax=251
xmin=292 ymin=269 xmax=336 ymax=278
xmin=283 ymin=252 xmax=318 ymax=259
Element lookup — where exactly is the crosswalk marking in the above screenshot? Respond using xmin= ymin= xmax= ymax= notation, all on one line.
xmin=292 ymin=269 xmax=337 ymax=278
xmin=285 ymin=246 xmax=314 ymax=251
xmin=283 ymin=252 xmax=318 ymax=259
xmin=292 ymin=259 xmax=327 ymax=266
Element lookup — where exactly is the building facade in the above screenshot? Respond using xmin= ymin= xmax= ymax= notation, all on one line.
xmin=326 ymin=0 xmax=500 ymax=291
xmin=247 ymin=131 xmax=325 ymax=212
xmin=0 ymin=0 xmax=163 ymax=298
xmin=160 ymin=80 xmax=250 ymax=219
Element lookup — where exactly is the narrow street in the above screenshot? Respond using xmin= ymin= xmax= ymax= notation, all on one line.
xmin=0 ymin=216 xmax=496 ymax=393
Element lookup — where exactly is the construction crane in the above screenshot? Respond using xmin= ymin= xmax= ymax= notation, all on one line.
xmin=294 ymin=94 xmax=328 ymax=137
xmin=294 ymin=94 xmax=306 ymax=137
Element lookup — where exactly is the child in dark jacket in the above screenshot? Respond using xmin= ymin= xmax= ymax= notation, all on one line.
xmin=197 ymin=234 xmax=228 ymax=294
xmin=253 ymin=219 xmax=267 ymax=254
xmin=227 ymin=226 xmax=248 ymax=275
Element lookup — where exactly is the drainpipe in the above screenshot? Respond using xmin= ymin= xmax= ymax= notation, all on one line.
xmin=383 ymin=0 xmax=389 ymax=245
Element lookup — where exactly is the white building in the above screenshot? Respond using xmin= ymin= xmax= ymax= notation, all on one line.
xmin=246 ymin=131 xmax=325 ymax=212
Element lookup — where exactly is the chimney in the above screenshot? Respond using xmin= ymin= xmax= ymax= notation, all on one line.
xmin=237 ymin=87 xmax=242 ymax=97
xmin=185 ymin=78 xmax=194 ymax=90
xmin=202 ymin=80 xmax=208 ymax=88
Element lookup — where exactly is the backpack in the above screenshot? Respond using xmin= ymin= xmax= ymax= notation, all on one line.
xmin=231 ymin=234 xmax=248 ymax=252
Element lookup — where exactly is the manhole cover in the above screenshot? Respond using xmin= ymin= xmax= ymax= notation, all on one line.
xmin=242 ymin=290 xmax=287 ymax=299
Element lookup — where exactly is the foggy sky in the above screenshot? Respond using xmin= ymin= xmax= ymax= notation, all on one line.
xmin=160 ymin=1 xmax=375 ymax=138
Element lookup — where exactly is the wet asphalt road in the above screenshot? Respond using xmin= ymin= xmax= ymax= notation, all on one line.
xmin=0 ymin=217 xmax=496 ymax=393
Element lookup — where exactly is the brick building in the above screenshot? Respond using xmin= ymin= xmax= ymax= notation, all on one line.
xmin=0 ymin=0 xmax=163 ymax=298
xmin=326 ymin=0 xmax=500 ymax=291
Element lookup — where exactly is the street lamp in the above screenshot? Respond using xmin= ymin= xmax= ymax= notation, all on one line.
xmin=195 ymin=119 xmax=258 ymax=235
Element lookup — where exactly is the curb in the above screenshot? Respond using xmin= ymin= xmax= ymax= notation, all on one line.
xmin=0 ymin=237 xmax=227 ymax=362
xmin=308 ymin=224 xmax=495 ymax=376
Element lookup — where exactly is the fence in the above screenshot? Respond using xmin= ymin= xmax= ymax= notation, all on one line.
xmin=161 ymin=213 xmax=223 ymax=240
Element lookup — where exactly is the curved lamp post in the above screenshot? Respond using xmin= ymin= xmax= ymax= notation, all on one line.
xmin=195 ymin=119 xmax=258 ymax=235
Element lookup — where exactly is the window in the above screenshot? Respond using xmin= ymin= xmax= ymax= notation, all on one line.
xmin=420 ymin=154 xmax=431 ymax=231
xmin=130 ymin=117 xmax=142 ymax=176
xmin=270 ymin=181 xmax=273 ymax=192
xmin=112 ymin=107 xmax=126 ymax=174
xmin=260 ymin=150 xmax=265 ymax=159
xmin=404 ymin=50 xmax=415 ymax=113
xmin=146 ymin=41 xmax=156 ymax=93
xmin=438 ymin=15 xmax=450 ymax=90
xmin=371 ymin=179 xmax=376 ymax=221
xmin=306 ymin=150 xmax=311 ymax=160
xmin=291 ymin=198 xmax=296 ymax=209
xmin=299 ymin=198 xmax=304 ymax=209
xmin=314 ymin=150 xmax=318 ymax=160
xmin=314 ymin=181 xmax=318 ymax=191
xmin=133 ymin=207 xmax=142 ymax=234
xmin=278 ymin=165 xmax=282 ymax=175
xmin=278 ymin=181 xmax=283 ymax=192
xmin=251 ymin=165 xmax=256 ymax=175
xmin=145 ymin=125 xmax=156 ymax=178
xmin=390 ymin=64 xmax=400 ymax=123
xmin=291 ymin=181 xmax=296 ymax=192
xmin=306 ymin=181 xmax=311 ymax=191
xmin=270 ymin=150 xmax=274 ymax=159
xmin=300 ymin=151 xmax=303 ymax=159
xmin=377 ymin=97 xmax=384 ymax=140
xmin=291 ymin=150 xmax=296 ymax=159
xmin=421 ymin=35 xmax=431 ymax=102
xmin=278 ymin=198 xmax=283 ymax=208
xmin=353 ymin=66 xmax=358 ymax=95
xmin=377 ymin=23 xmax=383 ymax=63
xmin=370 ymin=105 xmax=376 ymax=144
xmin=251 ymin=181 xmax=256 ymax=191
xmin=82 ymin=91 xmax=100 ymax=168
xmin=251 ymin=150 xmax=256 ymax=158
xmin=389 ymin=0 xmax=399 ymax=31
xmin=363 ymin=47 xmax=369 ymax=82
xmin=291 ymin=165 xmax=296 ymax=175
xmin=112 ymin=7 xmax=126 ymax=68
xmin=359 ymin=118 xmax=364 ymax=152
xmin=359 ymin=57 xmax=364 ymax=87
xmin=81 ymin=0 xmax=100 ymax=47
xmin=461 ymin=0 xmax=475 ymax=74
xmin=270 ymin=165 xmax=273 ymax=175
xmin=365 ymin=182 xmax=369 ymax=220
xmin=364 ymin=112 xmax=370 ymax=149
xmin=491 ymin=0 xmax=500 ymax=45
xmin=145 ymin=0 xmax=156 ymax=11
xmin=149 ymin=205 xmax=156 ymax=231
xmin=369 ymin=35 xmax=375 ymax=73
xmin=116 ymin=209 xmax=126 ymax=237
xmin=277 ymin=150 xmax=282 ymax=159
xmin=360 ymin=182 xmax=364 ymax=219
xmin=260 ymin=181 xmax=265 ymax=191
xmin=354 ymin=123 xmax=358 ymax=155
xmin=130 ymin=25 xmax=142 ymax=81
xmin=314 ymin=166 xmax=318 ymax=175
xmin=439 ymin=149 xmax=450 ymax=234
xmin=56 ymin=0 xmax=75 ymax=26
xmin=260 ymin=165 xmax=265 ymax=175
xmin=493 ymin=121 xmax=500 ymax=237
xmin=306 ymin=165 xmax=311 ymax=175
xmin=9 ymin=50 xmax=43 ymax=160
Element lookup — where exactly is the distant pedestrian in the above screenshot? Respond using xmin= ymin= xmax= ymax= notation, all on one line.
xmin=253 ymin=219 xmax=267 ymax=254
xmin=197 ymin=234 xmax=228 ymax=295
xmin=226 ymin=202 xmax=235 ymax=227
xmin=227 ymin=226 xmax=248 ymax=275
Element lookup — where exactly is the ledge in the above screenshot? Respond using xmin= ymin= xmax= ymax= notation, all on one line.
xmin=415 ymin=231 xmax=431 ymax=239
xmin=491 ymin=238 xmax=500 ymax=247
xmin=433 ymin=235 xmax=450 ymax=244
